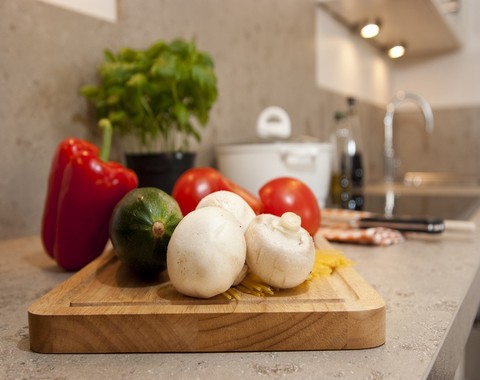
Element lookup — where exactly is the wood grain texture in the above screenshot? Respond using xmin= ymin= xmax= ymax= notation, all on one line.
xmin=28 ymin=249 xmax=385 ymax=353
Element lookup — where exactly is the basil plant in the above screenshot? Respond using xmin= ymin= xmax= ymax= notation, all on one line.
xmin=81 ymin=39 xmax=218 ymax=153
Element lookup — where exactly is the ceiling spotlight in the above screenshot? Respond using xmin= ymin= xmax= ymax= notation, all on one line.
xmin=360 ymin=20 xmax=380 ymax=39
xmin=388 ymin=43 xmax=406 ymax=59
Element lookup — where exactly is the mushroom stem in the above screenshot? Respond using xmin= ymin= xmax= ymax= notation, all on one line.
xmin=245 ymin=213 xmax=315 ymax=289
xmin=280 ymin=212 xmax=301 ymax=232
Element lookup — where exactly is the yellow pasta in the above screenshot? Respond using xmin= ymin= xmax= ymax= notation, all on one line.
xmin=308 ymin=249 xmax=354 ymax=280
xmin=232 ymin=249 xmax=354 ymax=298
xmin=222 ymin=287 xmax=241 ymax=300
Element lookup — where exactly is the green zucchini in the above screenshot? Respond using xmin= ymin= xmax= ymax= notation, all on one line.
xmin=110 ymin=187 xmax=183 ymax=276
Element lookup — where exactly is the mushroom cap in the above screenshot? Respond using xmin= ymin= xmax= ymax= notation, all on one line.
xmin=167 ymin=206 xmax=246 ymax=298
xmin=245 ymin=213 xmax=315 ymax=289
xmin=196 ymin=190 xmax=256 ymax=233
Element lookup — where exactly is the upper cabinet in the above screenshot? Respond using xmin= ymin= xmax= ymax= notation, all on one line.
xmin=316 ymin=0 xmax=461 ymax=60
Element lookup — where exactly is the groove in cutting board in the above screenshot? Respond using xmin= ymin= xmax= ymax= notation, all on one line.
xmin=28 ymin=249 xmax=385 ymax=353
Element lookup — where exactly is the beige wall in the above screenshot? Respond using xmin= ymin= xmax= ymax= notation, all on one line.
xmin=394 ymin=106 xmax=480 ymax=179
xmin=1 ymin=0 xmax=478 ymax=240
xmin=0 ymin=0 xmax=346 ymax=240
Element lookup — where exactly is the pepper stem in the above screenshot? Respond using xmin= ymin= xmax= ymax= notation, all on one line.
xmin=98 ymin=118 xmax=113 ymax=162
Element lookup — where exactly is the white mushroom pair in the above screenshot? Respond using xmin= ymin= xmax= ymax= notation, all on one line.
xmin=167 ymin=190 xmax=315 ymax=298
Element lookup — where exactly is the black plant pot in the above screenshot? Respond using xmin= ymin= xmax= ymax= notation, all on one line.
xmin=125 ymin=152 xmax=195 ymax=195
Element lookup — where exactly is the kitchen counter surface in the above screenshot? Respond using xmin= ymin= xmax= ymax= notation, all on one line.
xmin=1 ymin=209 xmax=480 ymax=380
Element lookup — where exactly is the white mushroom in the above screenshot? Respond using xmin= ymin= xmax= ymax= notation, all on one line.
xmin=245 ymin=212 xmax=315 ymax=289
xmin=167 ymin=206 xmax=246 ymax=298
xmin=196 ymin=190 xmax=255 ymax=285
xmin=196 ymin=190 xmax=256 ymax=233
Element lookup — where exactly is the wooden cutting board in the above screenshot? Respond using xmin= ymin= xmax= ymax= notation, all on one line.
xmin=28 ymin=247 xmax=385 ymax=353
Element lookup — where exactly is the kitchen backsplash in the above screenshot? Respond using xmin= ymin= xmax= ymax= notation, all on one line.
xmin=1 ymin=0 xmax=479 ymax=240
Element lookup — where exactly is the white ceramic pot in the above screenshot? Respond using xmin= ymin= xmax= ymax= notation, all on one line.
xmin=216 ymin=142 xmax=332 ymax=208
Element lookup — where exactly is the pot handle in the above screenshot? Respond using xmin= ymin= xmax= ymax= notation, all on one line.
xmin=280 ymin=149 xmax=316 ymax=167
xmin=257 ymin=106 xmax=291 ymax=139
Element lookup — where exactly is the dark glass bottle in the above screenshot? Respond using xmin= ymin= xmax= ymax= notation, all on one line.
xmin=346 ymin=97 xmax=364 ymax=210
xmin=329 ymin=111 xmax=353 ymax=208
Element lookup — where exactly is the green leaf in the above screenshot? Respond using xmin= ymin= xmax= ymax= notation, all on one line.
xmin=146 ymin=41 xmax=167 ymax=58
xmin=197 ymin=52 xmax=214 ymax=67
xmin=191 ymin=65 xmax=215 ymax=90
xmin=127 ymin=73 xmax=148 ymax=88
xmin=103 ymin=49 xmax=116 ymax=62
xmin=100 ymin=62 xmax=139 ymax=85
xmin=169 ymin=39 xmax=193 ymax=58
xmin=185 ymin=121 xmax=201 ymax=142
xmin=107 ymin=85 xmax=125 ymax=96
xmin=107 ymin=93 xmax=119 ymax=105
xmin=109 ymin=110 xmax=127 ymax=121
xmin=151 ymin=55 xmax=177 ymax=78
xmin=80 ymin=85 xmax=99 ymax=99
xmin=118 ymin=47 xmax=140 ymax=62
xmin=173 ymin=102 xmax=189 ymax=125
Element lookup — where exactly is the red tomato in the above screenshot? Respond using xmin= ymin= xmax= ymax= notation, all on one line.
xmin=172 ymin=167 xmax=263 ymax=215
xmin=259 ymin=177 xmax=321 ymax=236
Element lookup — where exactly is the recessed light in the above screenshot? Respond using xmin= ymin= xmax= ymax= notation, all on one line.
xmin=360 ymin=21 xmax=380 ymax=39
xmin=388 ymin=44 xmax=406 ymax=59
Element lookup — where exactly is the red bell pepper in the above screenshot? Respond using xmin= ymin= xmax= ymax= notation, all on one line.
xmin=41 ymin=120 xmax=138 ymax=271
xmin=41 ymin=138 xmax=99 ymax=257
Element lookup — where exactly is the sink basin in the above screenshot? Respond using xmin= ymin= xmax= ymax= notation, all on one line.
xmin=363 ymin=176 xmax=480 ymax=220
xmin=361 ymin=192 xmax=480 ymax=220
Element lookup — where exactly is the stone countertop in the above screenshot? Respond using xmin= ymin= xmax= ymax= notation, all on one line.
xmin=1 ymin=210 xmax=480 ymax=380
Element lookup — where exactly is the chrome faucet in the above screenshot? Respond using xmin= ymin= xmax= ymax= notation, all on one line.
xmin=384 ymin=91 xmax=434 ymax=183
